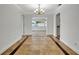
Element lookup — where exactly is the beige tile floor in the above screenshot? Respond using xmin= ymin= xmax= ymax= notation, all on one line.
xmin=14 ymin=30 xmax=65 ymax=55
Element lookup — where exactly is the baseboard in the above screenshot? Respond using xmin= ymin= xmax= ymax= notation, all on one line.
xmin=1 ymin=35 xmax=29 ymax=55
xmin=60 ymin=39 xmax=79 ymax=54
xmin=49 ymin=35 xmax=78 ymax=55
xmin=0 ymin=35 xmax=22 ymax=55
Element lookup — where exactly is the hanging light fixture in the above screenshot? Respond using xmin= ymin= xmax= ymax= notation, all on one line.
xmin=34 ymin=4 xmax=45 ymax=15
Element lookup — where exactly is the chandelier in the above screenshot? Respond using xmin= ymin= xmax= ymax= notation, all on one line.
xmin=34 ymin=4 xmax=45 ymax=15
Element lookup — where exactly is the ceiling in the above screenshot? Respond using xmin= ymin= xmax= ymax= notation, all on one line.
xmin=17 ymin=4 xmax=58 ymax=15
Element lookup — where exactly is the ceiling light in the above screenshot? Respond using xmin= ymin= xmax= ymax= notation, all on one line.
xmin=34 ymin=4 xmax=45 ymax=15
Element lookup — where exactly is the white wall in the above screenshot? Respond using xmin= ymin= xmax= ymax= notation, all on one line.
xmin=47 ymin=14 xmax=54 ymax=35
xmin=23 ymin=14 xmax=54 ymax=35
xmin=53 ymin=4 xmax=79 ymax=54
xmin=24 ymin=14 xmax=32 ymax=35
xmin=0 ymin=4 xmax=23 ymax=54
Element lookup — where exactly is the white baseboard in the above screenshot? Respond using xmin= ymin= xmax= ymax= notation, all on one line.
xmin=0 ymin=35 xmax=22 ymax=54
xmin=60 ymin=39 xmax=79 ymax=54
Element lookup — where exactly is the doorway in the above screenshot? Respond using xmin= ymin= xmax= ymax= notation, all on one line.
xmin=56 ymin=13 xmax=60 ymax=39
xmin=32 ymin=17 xmax=47 ymax=36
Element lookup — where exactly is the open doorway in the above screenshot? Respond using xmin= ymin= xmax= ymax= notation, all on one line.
xmin=32 ymin=17 xmax=47 ymax=36
xmin=56 ymin=13 xmax=60 ymax=39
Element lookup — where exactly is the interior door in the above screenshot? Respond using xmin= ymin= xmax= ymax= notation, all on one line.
xmin=56 ymin=13 xmax=60 ymax=39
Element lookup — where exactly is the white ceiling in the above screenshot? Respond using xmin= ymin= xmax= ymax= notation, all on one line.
xmin=17 ymin=4 xmax=58 ymax=15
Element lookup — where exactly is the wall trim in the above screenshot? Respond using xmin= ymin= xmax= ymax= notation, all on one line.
xmin=49 ymin=35 xmax=78 ymax=55
xmin=0 ymin=35 xmax=22 ymax=55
